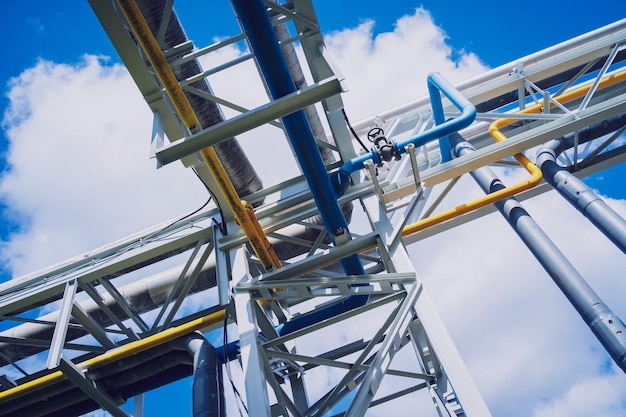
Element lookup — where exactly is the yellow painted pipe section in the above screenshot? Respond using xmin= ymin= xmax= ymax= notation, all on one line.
xmin=115 ymin=0 xmax=199 ymax=129
xmin=0 ymin=310 xmax=226 ymax=403
xmin=401 ymin=153 xmax=541 ymax=236
xmin=242 ymin=201 xmax=282 ymax=269
xmin=402 ymin=69 xmax=626 ymax=237
xmin=115 ymin=0 xmax=280 ymax=270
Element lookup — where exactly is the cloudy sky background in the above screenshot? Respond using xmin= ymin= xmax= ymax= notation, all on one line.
xmin=1 ymin=1 xmax=626 ymax=416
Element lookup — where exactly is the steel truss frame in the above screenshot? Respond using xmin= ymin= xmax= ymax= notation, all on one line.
xmin=0 ymin=1 xmax=625 ymax=416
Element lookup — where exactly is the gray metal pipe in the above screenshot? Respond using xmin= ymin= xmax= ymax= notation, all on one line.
xmin=536 ymin=115 xmax=626 ymax=253
xmin=451 ymin=132 xmax=626 ymax=372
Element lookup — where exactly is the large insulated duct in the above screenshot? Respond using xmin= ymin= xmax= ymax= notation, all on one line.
xmin=135 ymin=0 xmax=262 ymax=197
xmin=450 ymin=132 xmax=626 ymax=372
xmin=536 ymin=115 xmax=626 ymax=253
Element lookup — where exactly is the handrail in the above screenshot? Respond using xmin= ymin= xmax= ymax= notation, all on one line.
xmin=115 ymin=0 xmax=281 ymax=271
xmin=402 ymin=68 xmax=626 ymax=237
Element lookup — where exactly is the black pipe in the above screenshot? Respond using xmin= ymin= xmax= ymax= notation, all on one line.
xmin=178 ymin=332 xmax=225 ymax=417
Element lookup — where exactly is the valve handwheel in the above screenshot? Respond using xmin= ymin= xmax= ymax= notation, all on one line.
xmin=367 ymin=127 xmax=385 ymax=142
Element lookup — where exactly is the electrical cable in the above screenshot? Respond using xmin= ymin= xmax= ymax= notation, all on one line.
xmin=155 ymin=196 xmax=212 ymax=235
xmin=222 ymin=308 xmax=249 ymax=417
xmin=192 ymin=167 xmax=228 ymax=235
xmin=342 ymin=108 xmax=369 ymax=152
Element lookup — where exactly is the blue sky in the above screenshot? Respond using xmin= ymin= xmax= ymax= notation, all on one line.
xmin=1 ymin=1 xmax=626 ymax=417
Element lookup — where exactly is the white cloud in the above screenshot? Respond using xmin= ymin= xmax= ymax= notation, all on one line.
xmin=409 ymin=188 xmax=626 ymax=416
xmin=0 ymin=55 xmax=207 ymax=275
xmin=1 ymin=6 xmax=625 ymax=417
xmin=324 ymin=8 xmax=486 ymax=121
xmin=532 ymin=364 xmax=626 ymax=417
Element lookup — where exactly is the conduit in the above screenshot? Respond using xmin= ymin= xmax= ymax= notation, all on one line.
xmin=450 ymin=132 xmax=626 ymax=373
xmin=115 ymin=0 xmax=281 ymax=271
xmin=537 ymin=116 xmax=626 ymax=253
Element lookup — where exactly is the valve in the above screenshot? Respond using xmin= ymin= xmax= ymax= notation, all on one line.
xmin=367 ymin=127 xmax=400 ymax=166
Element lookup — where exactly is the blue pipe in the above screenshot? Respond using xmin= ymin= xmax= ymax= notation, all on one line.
xmin=231 ymin=0 xmax=364 ymax=276
xmin=331 ymin=72 xmax=476 ymax=196
xmin=216 ymin=295 xmax=365 ymax=362
xmin=214 ymin=0 xmax=368 ymax=364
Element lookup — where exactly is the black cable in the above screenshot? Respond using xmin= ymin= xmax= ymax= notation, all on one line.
xmin=192 ymin=167 xmax=228 ymax=235
xmin=157 ymin=193 xmax=212 ymax=234
xmin=223 ymin=309 xmax=249 ymax=417
xmin=342 ymin=108 xmax=370 ymax=152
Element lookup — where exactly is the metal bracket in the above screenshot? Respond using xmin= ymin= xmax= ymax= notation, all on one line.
xmin=46 ymin=280 xmax=77 ymax=369
xmin=58 ymin=356 xmax=131 ymax=417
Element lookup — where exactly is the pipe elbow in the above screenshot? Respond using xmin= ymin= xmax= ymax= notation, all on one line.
xmin=329 ymin=168 xmax=352 ymax=198
xmin=535 ymin=146 xmax=557 ymax=168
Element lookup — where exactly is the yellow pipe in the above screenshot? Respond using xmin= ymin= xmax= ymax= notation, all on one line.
xmin=0 ymin=310 xmax=226 ymax=403
xmin=115 ymin=0 xmax=280 ymax=270
xmin=115 ymin=0 xmax=199 ymax=129
xmin=402 ymin=69 xmax=626 ymax=237
xmin=242 ymin=201 xmax=282 ymax=269
xmin=401 ymin=154 xmax=541 ymax=236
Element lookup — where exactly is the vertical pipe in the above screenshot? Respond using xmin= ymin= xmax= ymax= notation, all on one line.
xmin=230 ymin=0 xmax=364 ymax=276
xmin=451 ymin=133 xmax=626 ymax=372
xmin=184 ymin=333 xmax=226 ymax=417
xmin=428 ymin=75 xmax=452 ymax=162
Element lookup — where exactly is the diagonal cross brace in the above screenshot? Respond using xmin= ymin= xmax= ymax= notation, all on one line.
xmin=58 ymin=356 xmax=131 ymax=417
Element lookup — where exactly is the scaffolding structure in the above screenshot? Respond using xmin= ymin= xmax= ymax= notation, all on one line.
xmin=1 ymin=1 xmax=625 ymax=416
